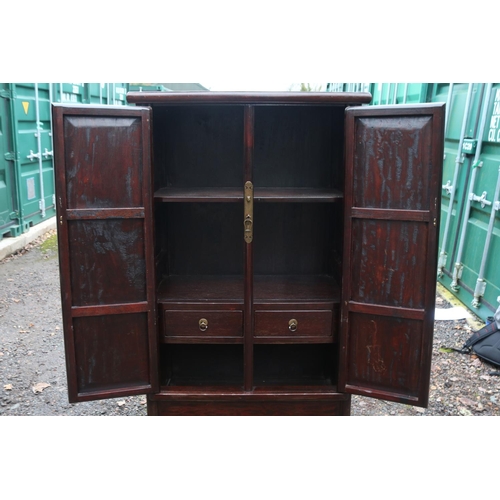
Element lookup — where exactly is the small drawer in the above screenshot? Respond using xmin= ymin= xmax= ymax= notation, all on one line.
xmin=254 ymin=310 xmax=333 ymax=339
xmin=163 ymin=310 xmax=243 ymax=339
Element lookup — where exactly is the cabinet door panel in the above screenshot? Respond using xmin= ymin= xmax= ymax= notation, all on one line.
xmin=68 ymin=219 xmax=147 ymax=306
xmin=340 ymin=104 xmax=444 ymax=407
xmin=53 ymin=104 xmax=158 ymax=403
xmin=73 ymin=313 xmax=151 ymax=395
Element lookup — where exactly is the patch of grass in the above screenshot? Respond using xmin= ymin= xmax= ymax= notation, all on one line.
xmin=40 ymin=233 xmax=58 ymax=253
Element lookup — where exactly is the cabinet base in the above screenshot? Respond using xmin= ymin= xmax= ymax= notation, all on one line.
xmin=148 ymin=387 xmax=351 ymax=416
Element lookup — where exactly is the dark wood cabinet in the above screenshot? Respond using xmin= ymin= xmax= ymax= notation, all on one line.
xmin=52 ymin=92 xmax=444 ymax=415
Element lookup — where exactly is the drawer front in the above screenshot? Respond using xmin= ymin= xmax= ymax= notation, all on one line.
xmin=163 ymin=310 xmax=243 ymax=339
xmin=254 ymin=310 xmax=333 ymax=339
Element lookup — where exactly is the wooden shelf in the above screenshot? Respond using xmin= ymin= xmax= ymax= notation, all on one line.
xmin=154 ymin=187 xmax=243 ymax=202
xmin=157 ymin=275 xmax=244 ymax=304
xmin=254 ymin=188 xmax=343 ymax=202
xmin=254 ymin=275 xmax=340 ymax=303
xmin=157 ymin=274 xmax=339 ymax=304
xmin=155 ymin=385 xmax=341 ymax=394
xmin=154 ymin=187 xmax=343 ymax=203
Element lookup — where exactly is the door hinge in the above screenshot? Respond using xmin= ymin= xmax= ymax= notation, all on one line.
xmin=4 ymin=151 xmax=18 ymax=161
xmin=0 ymin=89 xmax=14 ymax=99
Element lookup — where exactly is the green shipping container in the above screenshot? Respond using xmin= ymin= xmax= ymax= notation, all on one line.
xmin=0 ymin=87 xmax=18 ymax=237
xmin=0 ymin=83 xmax=129 ymax=240
xmin=0 ymin=83 xmax=55 ymax=237
xmin=50 ymin=83 xmax=129 ymax=105
xmin=328 ymin=82 xmax=500 ymax=322
xmin=435 ymin=83 xmax=500 ymax=323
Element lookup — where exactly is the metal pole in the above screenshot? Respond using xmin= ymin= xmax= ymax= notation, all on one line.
xmin=7 ymin=83 xmax=24 ymax=234
xmin=48 ymin=84 xmax=55 ymax=209
xmin=473 ymin=164 xmax=500 ymax=307
xmin=403 ymin=83 xmax=408 ymax=104
xmin=451 ymin=83 xmax=491 ymax=290
xmin=34 ymin=83 xmax=46 ymax=217
xmin=438 ymin=83 xmax=475 ymax=277
xmin=393 ymin=83 xmax=398 ymax=104
xmin=444 ymin=83 xmax=454 ymax=136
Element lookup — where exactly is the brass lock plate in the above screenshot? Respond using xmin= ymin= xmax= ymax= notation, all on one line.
xmin=244 ymin=181 xmax=253 ymax=243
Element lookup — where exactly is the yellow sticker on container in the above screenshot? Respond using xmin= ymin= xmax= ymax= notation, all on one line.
xmin=22 ymin=101 xmax=29 ymax=114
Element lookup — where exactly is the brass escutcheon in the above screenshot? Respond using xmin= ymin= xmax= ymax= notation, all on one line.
xmin=199 ymin=318 xmax=208 ymax=331
xmin=244 ymin=181 xmax=253 ymax=243
xmin=288 ymin=319 xmax=298 ymax=332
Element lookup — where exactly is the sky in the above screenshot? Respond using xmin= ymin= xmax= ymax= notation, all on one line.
xmin=1 ymin=3 xmax=495 ymax=85
xmin=201 ymin=83 xmax=326 ymax=92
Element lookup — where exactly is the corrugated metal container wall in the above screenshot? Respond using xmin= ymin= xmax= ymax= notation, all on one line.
xmin=368 ymin=83 xmax=431 ymax=105
xmin=436 ymin=83 xmax=500 ymax=323
xmin=327 ymin=83 xmax=500 ymax=322
xmin=0 ymin=83 xmax=129 ymax=240
xmin=0 ymin=88 xmax=17 ymax=237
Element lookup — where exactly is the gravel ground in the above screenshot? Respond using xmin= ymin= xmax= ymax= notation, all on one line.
xmin=1 ymin=230 xmax=499 ymax=416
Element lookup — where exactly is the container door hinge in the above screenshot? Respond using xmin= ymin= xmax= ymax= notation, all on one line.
xmin=9 ymin=211 xmax=19 ymax=221
xmin=0 ymin=89 xmax=14 ymax=99
xmin=4 ymin=151 xmax=17 ymax=161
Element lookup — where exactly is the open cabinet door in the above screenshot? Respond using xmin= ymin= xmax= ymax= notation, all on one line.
xmin=52 ymin=104 xmax=158 ymax=403
xmin=340 ymin=104 xmax=444 ymax=407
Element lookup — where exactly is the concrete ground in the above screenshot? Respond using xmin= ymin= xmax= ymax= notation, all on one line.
xmin=0 ymin=217 xmax=57 ymax=261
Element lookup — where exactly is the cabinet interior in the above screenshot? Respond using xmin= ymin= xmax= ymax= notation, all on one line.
xmin=152 ymin=104 xmax=346 ymax=390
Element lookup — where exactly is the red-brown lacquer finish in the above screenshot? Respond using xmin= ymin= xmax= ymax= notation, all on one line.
xmin=148 ymin=387 xmax=351 ymax=416
xmin=52 ymin=104 xmax=158 ymax=402
xmin=340 ymin=104 xmax=444 ymax=407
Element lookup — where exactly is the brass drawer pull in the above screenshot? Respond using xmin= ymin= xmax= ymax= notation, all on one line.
xmin=199 ymin=318 xmax=208 ymax=332
xmin=288 ymin=319 xmax=298 ymax=332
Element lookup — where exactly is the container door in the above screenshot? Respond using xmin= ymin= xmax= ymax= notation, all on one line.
xmin=340 ymin=104 xmax=445 ymax=407
xmin=0 ymin=86 xmax=18 ymax=239
xmin=52 ymin=104 xmax=158 ymax=403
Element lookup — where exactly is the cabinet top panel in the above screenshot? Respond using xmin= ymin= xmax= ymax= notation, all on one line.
xmin=126 ymin=91 xmax=372 ymax=106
